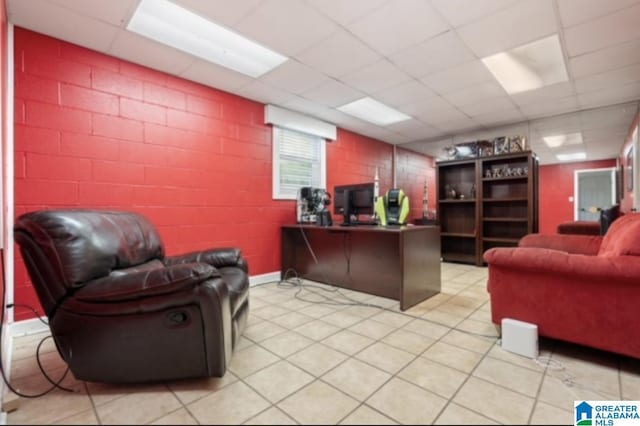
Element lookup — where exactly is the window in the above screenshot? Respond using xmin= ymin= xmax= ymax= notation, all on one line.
xmin=272 ymin=126 xmax=326 ymax=200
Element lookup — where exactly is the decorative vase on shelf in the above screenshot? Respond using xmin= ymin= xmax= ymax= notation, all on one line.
xmin=470 ymin=183 xmax=476 ymax=199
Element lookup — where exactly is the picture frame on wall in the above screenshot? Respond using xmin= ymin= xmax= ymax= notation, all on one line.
xmin=627 ymin=146 xmax=634 ymax=192
xmin=493 ymin=137 xmax=509 ymax=155
xmin=508 ymin=135 xmax=526 ymax=153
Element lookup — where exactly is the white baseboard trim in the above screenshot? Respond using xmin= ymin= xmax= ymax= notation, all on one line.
xmin=249 ymin=271 xmax=280 ymax=287
xmin=8 ymin=318 xmax=50 ymax=338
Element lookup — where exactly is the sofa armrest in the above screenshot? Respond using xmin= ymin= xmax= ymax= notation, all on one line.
xmin=518 ymin=233 xmax=602 ymax=255
xmin=484 ymin=247 xmax=640 ymax=283
xmin=165 ymin=248 xmax=247 ymax=272
xmin=75 ymin=263 xmax=219 ymax=302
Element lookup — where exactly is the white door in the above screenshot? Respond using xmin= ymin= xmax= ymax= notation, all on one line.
xmin=575 ymin=168 xmax=616 ymax=221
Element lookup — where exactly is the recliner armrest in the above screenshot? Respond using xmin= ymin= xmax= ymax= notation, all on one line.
xmin=75 ymin=263 xmax=219 ymax=302
xmin=519 ymin=233 xmax=602 ymax=255
xmin=484 ymin=247 xmax=640 ymax=283
xmin=164 ymin=248 xmax=247 ymax=272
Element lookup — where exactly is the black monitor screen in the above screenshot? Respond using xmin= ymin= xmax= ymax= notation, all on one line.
xmin=333 ymin=183 xmax=375 ymax=217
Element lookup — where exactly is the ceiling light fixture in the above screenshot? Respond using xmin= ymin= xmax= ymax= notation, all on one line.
xmin=127 ymin=0 xmax=288 ymax=78
xmin=556 ymin=152 xmax=586 ymax=161
xmin=337 ymin=97 xmax=411 ymax=126
xmin=543 ymin=132 xmax=583 ymax=148
xmin=482 ymin=35 xmax=568 ymax=94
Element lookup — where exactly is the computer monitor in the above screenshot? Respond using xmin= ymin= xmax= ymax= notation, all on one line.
xmin=333 ymin=182 xmax=375 ymax=226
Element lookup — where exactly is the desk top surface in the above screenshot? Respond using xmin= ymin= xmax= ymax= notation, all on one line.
xmin=282 ymin=224 xmax=439 ymax=233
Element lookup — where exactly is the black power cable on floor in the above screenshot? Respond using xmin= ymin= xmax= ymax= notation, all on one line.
xmin=0 ymin=248 xmax=74 ymax=398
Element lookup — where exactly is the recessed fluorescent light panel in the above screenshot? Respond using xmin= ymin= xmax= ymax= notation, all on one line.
xmin=556 ymin=152 xmax=586 ymax=161
xmin=337 ymin=97 xmax=411 ymax=126
xmin=127 ymin=0 xmax=288 ymax=77
xmin=543 ymin=132 xmax=583 ymax=148
xmin=482 ymin=35 xmax=568 ymax=94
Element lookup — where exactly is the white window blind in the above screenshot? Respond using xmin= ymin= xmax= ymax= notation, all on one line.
xmin=272 ymin=126 xmax=326 ymax=200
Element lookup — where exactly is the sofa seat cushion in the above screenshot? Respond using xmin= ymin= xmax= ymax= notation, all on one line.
xmin=598 ymin=213 xmax=640 ymax=257
xmin=218 ymin=266 xmax=249 ymax=316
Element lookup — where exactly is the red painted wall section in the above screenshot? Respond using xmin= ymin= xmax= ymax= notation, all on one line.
xmin=619 ymin=112 xmax=639 ymax=214
xmin=538 ymin=159 xmax=616 ymax=234
xmin=13 ymin=29 xmax=433 ymax=320
xmin=396 ymin=147 xmax=436 ymax=221
xmin=1 ymin=0 xmax=7 ymax=322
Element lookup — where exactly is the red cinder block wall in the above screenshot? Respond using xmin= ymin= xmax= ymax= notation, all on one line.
xmin=13 ymin=28 xmax=435 ymax=320
xmin=538 ymin=159 xmax=616 ymax=234
xmin=1 ymin=0 xmax=7 ymax=320
xmin=396 ymin=147 xmax=436 ymax=220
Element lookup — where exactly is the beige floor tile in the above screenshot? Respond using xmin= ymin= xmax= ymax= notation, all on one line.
xmin=339 ymin=405 xmax=398 ymax=425
xmin=441 ymin=329 xmax=496 ymax=354
xmin=449 ymin=293 xmax=487 ymax=308
xmin=167 ymin=373 xmax=238 ymax=404
xmin=52 ymin=409 xmax=99 ymax=425
xmin=228 ymin=345 xmax=280 ymax=378
xmin=486 ymin=343 xmax=547 ymax=372
xmin=530 ymin=401 xmax=573 ymax=425
xmin=244 ymin=406 xmax=297 ymax=425
xmin=453 ymin=376 xmax=535 ymax=424
xmin=250 ymin=286 xmax=276 ymax=298
xmin=243 ymin=321 xmax=287 ymax=342
xmin=277 ymin=381 xmax=359 ymax=425
xmin=369 ymin=311 xmax=413 ymax=328
xmin=298 ymin=304 xmax=339 ymax=319
xmin=11 ymin=332 xmax=56 ymax=361
xmin=11 ymin=350 xmax=67 ymax=380
xmin=435 ymin=301 xmax=476 ymax=317
xmin=422 ymin=341 xmax=483 ymax=373
xmin=259 ymin=330 xmax=314 ymax=358
xmin=270 ymin=311 xmax=315 ymax=329
xmin=321 ymin=311 xmax=365 ymax=328
xmin=86 ymin=382 xmax=164 ymax=407
xmin=551 ymin=348 xmax=621 ymax=398
xmin=277 ymin=297 xmax=313 ymax=311
xmin=252 ymin=304 xmax=291 ymax=320
xmin=339 ymin=304 xmax=380 ymax=318
xmin=473 ymin=356 xmax=543 ymax=397
xmin=467 ymin=308 xmax=493 ymax=323
xmin=367 ymin=377 xmax=447 ymax=424
xmin=322 ymin=358 xmax=391 ymax=401
xmin=380 ymin=328 xmax=435 ymax=355
xmin=355 ymin=342 xmax=415 ymax=374
xmin=434 ymin=403 xmax=498 ymax=425
xmin=397 ymin=357 xmax=468 ymax=399
xmin=348 ymin=319 xmax=396 ymax=340
xmin=294 ymin=319 xmax=341 ymax=341
xmin=261 ymin=292 xmax=298 ymax=304
xmin=288 ymin=343 xmax=349 ymax=376
xmin=235 ymin=336 xmax=254 ymax=351
xmin=421 ymin=309 xmax=465 ymax=327
xmin=94 ymin=385 xmax=182 ymax=425
xmin=187 ymin=381 xmax=270 ymax=425
xmin=456 ymin=318 xmax=500 ymax=337
xmin=365 ymin=296 xmax=399 ymax=309
xmin=248 ymin=296 xmax=270 ymax=310
xmin=150 ymin=408 xmax=198 ymax=425
xmin=621 ymin=369 xmax=640 ymax=399
xmin=402 ymin=318 xmax=450 ymax=340
xmin=537 ymin=373 xmax=617 ymax=411
xmin=322 ymin=330 xmax=375 ymax=356
xmin=245 ymin=360 xmax=315 ymax=403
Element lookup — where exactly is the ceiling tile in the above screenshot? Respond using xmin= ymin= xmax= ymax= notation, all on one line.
xmin=389 ymin=31 xmax=475 ymax=78
xmin=518 ymin=96 xmax=579 ymax=118
xmin=301 ymin=80 xmax=364 ymax=107
xmin=306 ymin=0 xmax=388 ymax=26
xmin=109 ymin=30 xmax=196 ymax=76
xmin=578 ymin=82 xmax=640 ymax=109
xmin=387 ymin=118 xmax=430 ymax=133
xmin=259 ymin=60 xmax=332 ymax=94
xmin=295 ymin=30 xmax=381 ymax=78
xmin=569 ymin=39 xmax=640 ymax=79
xmin=8 ymin=0 xmax=120 ymax=52
xmin=457 ymin=96 xmax=519 ymax=117
xmin=49 ymin=0 xmax=138 ymax=26
xmin=397 ymin=96 xmax=455 ymax=118
xmin=456 ymin=0 xmax=557 ymax=57
xmin=574 ymin=63 xmax=640 ymax=94
xmin=349 ymin=0 xmax=448 ymax=55
xmin=473 ymin=108 xmax=526 ymax=126
xmin=339 ymin=59 xmax=412 ymax=93
xmin=564 ymin=3 xmax=640 ymax=57
xmin=510 ymin=82 xmax=575 ymax=106
xmin=174 ymin=0 xmax=263 ymax=27
xmin=420 ymin=107 xmax=470 ymax=125
xmin=431 ymin=0 xmax=519 ymax=28
xmin=393 ymin=124 xmax=444 ymax=141
xmin=442 ymin=81 xmax=507 ymax=107
xmin=235 ymin=80 xmax=295 ymax=105
xmin=281 ymin=96 xmax=336 ymax=118
xmin=420 ymin=60 xmax=496 ymax=94
xmin=179 ymin=58 xmax=254 ymax=91
xmin=235 ymin=0 xmax=338 ymax=56
xmin=371 ymin=80 xmax=437 ymax=108
xmin=557 ymin=0 xmax=639 ymax=28
xmin=434 ymin=117 xmax=482 ymax=134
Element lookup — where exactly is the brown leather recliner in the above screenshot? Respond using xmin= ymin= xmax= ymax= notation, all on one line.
xmin=14 ymin=209 xmax=249 ymax=383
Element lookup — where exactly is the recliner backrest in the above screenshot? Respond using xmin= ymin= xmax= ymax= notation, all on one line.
xmin=15 ymin=210 xmax=165 ymax=291
xmin=598 ymin=213 xmax=640 ymax=257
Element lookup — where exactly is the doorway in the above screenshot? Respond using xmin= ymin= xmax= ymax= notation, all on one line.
xmin=574 ymin=168 xmax=616 ymax=220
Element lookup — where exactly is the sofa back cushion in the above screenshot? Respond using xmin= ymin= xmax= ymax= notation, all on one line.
xmin=598 ymin=213 xmax=640 ymax=257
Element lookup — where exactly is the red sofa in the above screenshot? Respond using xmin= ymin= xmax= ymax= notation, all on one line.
xmin=484 ymin=213 xmax=640 ymax=359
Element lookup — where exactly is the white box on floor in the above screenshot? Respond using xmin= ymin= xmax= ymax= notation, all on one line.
xmin=501 ymin=318 xmax=538 ymax=358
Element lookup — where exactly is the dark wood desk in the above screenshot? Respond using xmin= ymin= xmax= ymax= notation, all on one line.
xmin=281 ymin=225 xmax=441 ymax=310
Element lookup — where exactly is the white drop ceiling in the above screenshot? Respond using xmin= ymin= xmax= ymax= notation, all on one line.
xmin=7 ymin=0 xmax=640 ymax=164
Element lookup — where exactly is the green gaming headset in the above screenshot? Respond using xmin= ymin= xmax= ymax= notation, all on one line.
xmin=375 ymin=188 xmax=410 ymax=226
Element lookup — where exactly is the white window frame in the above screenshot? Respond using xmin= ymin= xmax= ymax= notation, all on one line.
xmin=272 ymin=126 xmax=326 ymax=200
